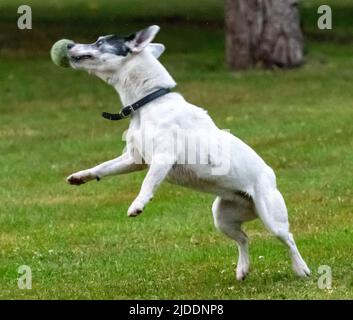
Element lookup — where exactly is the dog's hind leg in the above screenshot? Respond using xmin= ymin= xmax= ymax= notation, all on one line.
xmin=212 ymin=196 xmax=255 ymax=281
xmin=252 ymin=171 xmax=311 ymax=277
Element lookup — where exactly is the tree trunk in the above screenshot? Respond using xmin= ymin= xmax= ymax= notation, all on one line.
xmin=225 ymin=0 xmax=304 ymax=70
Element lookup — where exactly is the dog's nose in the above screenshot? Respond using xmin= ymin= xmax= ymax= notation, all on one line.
xmin=67 ymin=43 xmax=75 ymax=50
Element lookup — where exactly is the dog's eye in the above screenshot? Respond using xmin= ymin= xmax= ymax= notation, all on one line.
xmin=96 ymin=40 xmax=104 ymax=47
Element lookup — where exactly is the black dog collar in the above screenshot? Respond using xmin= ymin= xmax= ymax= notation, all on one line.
xmin=102 ymin=88 xmax=171 ymax=121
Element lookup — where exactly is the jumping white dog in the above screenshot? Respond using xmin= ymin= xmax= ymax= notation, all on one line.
xmin=66 ymin=25 xmax=310 ymax=280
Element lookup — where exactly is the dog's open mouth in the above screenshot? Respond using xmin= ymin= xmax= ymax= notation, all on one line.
xmin=70 ymin=55 xmax=93 ymax=62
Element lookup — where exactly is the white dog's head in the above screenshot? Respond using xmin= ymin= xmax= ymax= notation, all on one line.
xmin=67 ymin=25 xmax=164 ymax=74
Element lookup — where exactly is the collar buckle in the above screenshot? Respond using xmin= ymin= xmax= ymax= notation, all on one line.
xmin=120 ymin=105 xmax=134 ymax=118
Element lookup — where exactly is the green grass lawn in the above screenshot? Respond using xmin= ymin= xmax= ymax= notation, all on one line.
xmin=0 ymin=1 xmax=352 ymax=299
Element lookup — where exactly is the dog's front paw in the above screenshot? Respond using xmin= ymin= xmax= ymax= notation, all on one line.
xmin=127 ymin=200 xmax=145 ymax=217
xmin=236 ymin=265 xmax=249 ymax=281
xmin=66 ymin=170 xmax=94 ymax=186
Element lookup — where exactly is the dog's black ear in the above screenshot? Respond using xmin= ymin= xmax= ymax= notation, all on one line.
xmin=126 ymin=25 xmax=160 ymax=53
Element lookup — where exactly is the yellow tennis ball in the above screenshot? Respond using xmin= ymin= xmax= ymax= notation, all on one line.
xmin=50 ymin=39 xmax=74 ymax=68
